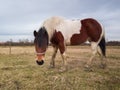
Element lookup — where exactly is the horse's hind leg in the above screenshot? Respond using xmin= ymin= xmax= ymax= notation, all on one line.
xmin=97 ymin=46 xmax=106 ymax=69
xmin=85 ymin=42 xmax=97 ymax=71
xmin=50 ymin=46 xmax=58 ymax=68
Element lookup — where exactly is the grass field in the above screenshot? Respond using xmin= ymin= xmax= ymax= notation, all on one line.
xmin=0 ymin=46 xmax=120 ymax=90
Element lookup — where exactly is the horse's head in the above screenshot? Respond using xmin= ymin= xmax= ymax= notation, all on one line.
xmin=33 ymin=27 xmax=49 ymax=65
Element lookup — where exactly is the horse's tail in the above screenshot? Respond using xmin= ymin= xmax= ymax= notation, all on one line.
xmin=98 ymin=33 xmax=106 ymax=57
xmin=98 ymin=27 xmax=106 ymax=57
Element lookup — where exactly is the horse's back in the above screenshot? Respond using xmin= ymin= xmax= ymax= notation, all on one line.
xmin=42 ymin=16 xmax=103 ymax=43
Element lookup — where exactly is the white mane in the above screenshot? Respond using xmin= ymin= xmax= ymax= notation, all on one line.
xmin=42 ymin=16 xmax=65 ymax=40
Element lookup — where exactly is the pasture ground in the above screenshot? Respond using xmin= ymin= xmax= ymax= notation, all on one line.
xmin=0 ymin=46 xmax=120 ymax=90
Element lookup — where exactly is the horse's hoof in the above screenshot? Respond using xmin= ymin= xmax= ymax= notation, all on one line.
xmin=99 ymin=63 xmax=107 ymax=69
xmin=48 ymin=65 xmax=55 ymax=69
xmin=84 ymin=65 xmax=93 ymax=72
xmin=59 ymin=67 xmax=67 ymax=72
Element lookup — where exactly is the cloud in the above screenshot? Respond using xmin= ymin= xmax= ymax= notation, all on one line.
xmin=0 ymin=0 xmax=120 ymax=41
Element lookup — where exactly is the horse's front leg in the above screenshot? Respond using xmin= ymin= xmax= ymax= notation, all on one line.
xmin=58 ymin=42 xmax=67 ymax=71
xmin=50 ymin=46 xmax=58 ymax=68
xmin=61 ymin=51 xmax=67 ymax=67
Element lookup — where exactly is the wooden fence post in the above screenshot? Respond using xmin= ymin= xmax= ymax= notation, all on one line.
xmin=9 ymin=39 xmax=12 ymax=55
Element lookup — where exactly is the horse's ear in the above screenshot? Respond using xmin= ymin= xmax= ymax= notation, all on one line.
xmin=33 ymin=30 xmax=37 ymax=37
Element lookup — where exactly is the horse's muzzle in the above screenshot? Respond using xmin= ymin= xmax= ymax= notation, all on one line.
xmin=36 ymin=60 xmax=44 ymax=65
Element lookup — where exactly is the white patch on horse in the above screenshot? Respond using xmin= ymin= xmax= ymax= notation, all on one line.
xmin=42 ymin=16 xmax=81 ymax=44
xmin=55 ymin=20 xmax=81 ymax=43
xmin=96 ymin=21 xmax=105 ymax=44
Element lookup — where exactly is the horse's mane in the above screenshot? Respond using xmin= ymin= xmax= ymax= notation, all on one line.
xmin=42 ymin=16 xmax=65 ymax=39
xmin=36 ymin=27 xmax=48 ymax=47
xmin=43 ymin=16 xmax=64 ymax=28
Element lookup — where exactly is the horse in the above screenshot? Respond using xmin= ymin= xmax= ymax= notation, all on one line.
xmin=33 ymin=16 xmax=106 ymax=71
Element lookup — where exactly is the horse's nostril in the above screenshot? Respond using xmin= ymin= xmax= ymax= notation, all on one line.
xmin=36 ymin=60 xmax=44 ymax=65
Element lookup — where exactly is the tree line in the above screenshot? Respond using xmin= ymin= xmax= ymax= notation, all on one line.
xmin=0 ymin=39 xmax=34 ymax=46
xmin=0 ymin=40 xmax=120 ymax=46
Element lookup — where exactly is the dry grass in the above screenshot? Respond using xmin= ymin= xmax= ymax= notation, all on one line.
xmin=0 ymin=46 xmax=120 ymax=90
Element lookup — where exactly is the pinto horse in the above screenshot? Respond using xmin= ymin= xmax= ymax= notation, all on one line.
xmin=33 ymin=16 xmax=106 ymax=70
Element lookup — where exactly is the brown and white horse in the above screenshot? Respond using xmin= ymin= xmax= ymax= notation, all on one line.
xmin=33 ymin=16 xmax=106 ymax=71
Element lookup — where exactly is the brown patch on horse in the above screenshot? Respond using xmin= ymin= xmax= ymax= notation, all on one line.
xmin=81 ymin=18 xmax=102 ymax=42
xmin=70 ymin=25 xmax=88 ymax=45
xmin=70 ymin=18 xmax=102 ymax=45
xmin=50 ymin=30 xmax=65 ymax=54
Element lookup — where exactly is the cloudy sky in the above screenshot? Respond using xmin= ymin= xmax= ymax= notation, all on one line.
xmin=0 ymin=0 xmax=120 ymax=41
